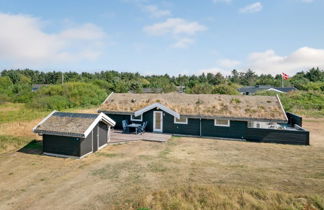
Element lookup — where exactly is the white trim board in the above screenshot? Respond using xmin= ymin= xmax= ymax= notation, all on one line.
xmin=214 ymin=119 xmax=230 ymax=127
xmin=153 ymin=111 xmax=163 ymax=132
xmin=267 ymin=88 xmax=284 ymax=93
xmin=83 ymin=113 xmax=115 ymax=138
xmin=276 ymin=94 xmax=289 ymax=122
xmin=131 ymin=114 xmax=143 ymax=122
xmin=174 ymin=116 xmax=188 ymax=124
xmin=134 ymin=103 xmax=180 ymax=119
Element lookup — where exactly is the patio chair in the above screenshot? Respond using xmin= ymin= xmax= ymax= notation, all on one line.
xmin=137 ymin=121 xmax=147 ymax=135
xmin=122 ymin=120 xmax=129 ymax=133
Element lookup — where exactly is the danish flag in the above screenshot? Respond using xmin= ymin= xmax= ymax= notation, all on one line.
xmin=282 ymin=72 xmax=289 ymax=80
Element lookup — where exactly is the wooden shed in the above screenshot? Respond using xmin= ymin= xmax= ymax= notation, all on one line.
xmin=33 ymin=111 xmax=116 ymax=158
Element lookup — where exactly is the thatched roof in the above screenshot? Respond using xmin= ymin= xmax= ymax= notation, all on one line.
xmin=99 ymin=93 xmax=288 ymax=122
xmin=33 ymin=112 xmax=115 ymax=138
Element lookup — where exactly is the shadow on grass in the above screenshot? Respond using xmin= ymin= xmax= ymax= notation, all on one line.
xmin=17 ymin=140 xmax=43 ymax=155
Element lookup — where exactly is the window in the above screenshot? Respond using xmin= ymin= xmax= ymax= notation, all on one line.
xmin=174 ymin=116 xmax=188 ymax=124
xmin=214 ymin=119 xmax=230 ymax=127
xmin=131 ymin=114 xmax=142 ymax=122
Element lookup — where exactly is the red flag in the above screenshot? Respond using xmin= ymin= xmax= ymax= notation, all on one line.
xmin=282 ymin=72 xmax=289 ymax=80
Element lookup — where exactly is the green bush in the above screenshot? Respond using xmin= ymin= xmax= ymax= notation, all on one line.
xmin=28 ymin=95 xmax=71 ymax=110
xmin=27 ymin=82 xmax=107 ymax=110
xmin=256 ymin=90 xmax=324 ymax=116
xmin=212 ymin=84 xmax=239 ymax=95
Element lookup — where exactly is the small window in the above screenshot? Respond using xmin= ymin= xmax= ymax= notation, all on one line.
xmin=131 ymin=114 xmax=142 ymax=122
xmin=214 ymin=119 xmax=230 ymax=127
xmin=174 ymin=116 xmax=188 ymax=124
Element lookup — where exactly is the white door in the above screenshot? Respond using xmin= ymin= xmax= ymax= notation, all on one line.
xmin=153 ymin=111 xmax=163 ymax=132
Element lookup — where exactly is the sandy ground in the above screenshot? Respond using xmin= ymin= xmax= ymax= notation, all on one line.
xmin=0 ymin=118 xmax=323 ymax=209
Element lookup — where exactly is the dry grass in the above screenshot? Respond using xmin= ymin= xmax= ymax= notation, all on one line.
xmin=100 ymin=93 xmax=286 ymax=121
xmin=0 ymin=118 xmax=323 ymax=210
xmin=1 ymin=103 xmax=324 ymax=209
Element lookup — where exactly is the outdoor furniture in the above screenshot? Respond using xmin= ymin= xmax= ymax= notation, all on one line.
xmin=136 ymin=121 xmax=147 ymax=135
xmin=122 ymin=120 xmax=129 ymax=133
xmin=127 ymin=123 xmax=141 ymax=134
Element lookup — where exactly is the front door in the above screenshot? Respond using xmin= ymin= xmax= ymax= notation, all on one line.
xmin=153 ymin=111 xmax=163 ymax=132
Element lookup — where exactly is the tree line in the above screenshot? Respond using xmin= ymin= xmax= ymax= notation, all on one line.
xmin=0 ymin=67 xmax=323 ymax=110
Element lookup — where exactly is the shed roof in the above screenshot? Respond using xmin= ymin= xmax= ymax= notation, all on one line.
xmin=99 ymin=93 xmax=288 ymax=122
xmin=33 ymin=111 xmax=115 ymax=138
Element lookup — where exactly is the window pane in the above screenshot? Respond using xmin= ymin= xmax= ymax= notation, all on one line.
xmin=175 ymin=116 xmax=187 ymax=123
xmin=216 ymin=119 xmax=228 ymax=125
xmin=132 ymin=115 xmax=141 ymax=120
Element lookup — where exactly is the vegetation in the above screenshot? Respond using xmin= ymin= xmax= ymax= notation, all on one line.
xmin=256 ymin=90 xmax=324 ymax=117
xmin=130 ymin=185 xmax=324 ymax=210
xmin=0 ymin=67 xmax=323 ymax=113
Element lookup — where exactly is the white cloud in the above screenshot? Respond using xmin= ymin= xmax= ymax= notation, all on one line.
xmin=143 ymin=5 xmax=171 ymax=18
xmin=247 ymin=47 xmax=324 ymax=75
xmin=217 ymin=58 xmax=240 ymax=68
xmin=144 ymin=18 xmax=206 ymax=48
xmin=212 ymin=0 xmax=232 ymax=4
xmin=196 ymin=47 xmax=324 ymax=76
xmin=172 ymin=38 xmax=194 ymax=48
xmin=144 ymin=18 xmax=207 ymax=36
xmin=0 ymin=13 xmax=106 ymax=66
xmin=239 ymin=2 xmax=263 ymax=13
xmin=301 ymin=0 xmax=314 ymax=3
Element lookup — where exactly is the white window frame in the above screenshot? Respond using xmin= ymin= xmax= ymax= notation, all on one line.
xmin=214 ymin=119 xmax=230 ymax=127
xmin=174 ymin=116 xmax=188 ymax=124
xmin=130 ymin=114 xmax=143 ymax=122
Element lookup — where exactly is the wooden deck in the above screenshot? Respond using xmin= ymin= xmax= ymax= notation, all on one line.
xmin=109 ymin=130 xmax=171 ymax=144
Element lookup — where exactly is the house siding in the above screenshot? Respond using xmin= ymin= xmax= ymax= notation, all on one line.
xmin=80 ymin=131 xmax=92 ymax=156
xmin=105 ymin=113 xmax=130 ymax=129
xmin=103 ymin=111 xmax=309 ymax=146
xmin=246 ymin=128 xmax=309 ymax=145
xmin=99 ymin=121 xmax=108 ymax=146
xmin=43 ymin=134 xmax=80 ymax=156
xmin=201 ymin=120 xmax=247 ymax=139
xmin=286 ymin=112 xmax=302 ymax=127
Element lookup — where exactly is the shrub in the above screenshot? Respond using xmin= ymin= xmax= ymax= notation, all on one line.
xmin=212 ymin=84 xmax=239 ymax=95
xmin=27 ymin=82 xmax=107 ymax=110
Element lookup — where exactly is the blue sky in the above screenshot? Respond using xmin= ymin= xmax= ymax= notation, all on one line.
xmin=0 ymin=0 xmax=323 ymax=76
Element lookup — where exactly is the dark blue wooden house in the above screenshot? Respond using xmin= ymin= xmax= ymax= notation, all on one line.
xmin=99 ymin=93 xmax=309 ymax=145
xmin=33 ymin=111 xmax=116 ymax=158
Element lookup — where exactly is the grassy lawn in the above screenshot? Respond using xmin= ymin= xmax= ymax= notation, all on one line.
xmin=0 ymin=103 xmax=98 ymax=153
xmin=0 ymin=129 xmax=323 ymax=209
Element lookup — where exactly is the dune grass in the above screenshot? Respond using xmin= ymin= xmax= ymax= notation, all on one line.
xmin=121 ymin=185 xmax=324 ymax=210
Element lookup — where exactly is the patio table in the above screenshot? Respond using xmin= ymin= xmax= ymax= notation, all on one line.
xmin=127 ymin=123 xmax=141 ymax=134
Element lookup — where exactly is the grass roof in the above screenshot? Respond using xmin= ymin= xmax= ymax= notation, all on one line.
xmin=34 ymin=112 xmax=99 ymax=137
xmin=99 ymin=93 xmax=287 ymax=121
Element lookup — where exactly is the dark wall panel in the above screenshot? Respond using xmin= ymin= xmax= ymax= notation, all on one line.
xmin=80 ymin=131 xmax=92 ymax=156
xmin=93 ymin=125 xmax=98 ymax=152
xmin=163 ymin=112 xmax=200 ymax=136
xmin=105 ymin=113 xmax=130 ymax=129
xmin=43 ymin=135 xmax=80 ymax=156
xmin=246 ymin=128 xmax=309 ymax=145
xmin=99 ymin=121 xmax=108 ymax=146
xmin=201 ymin=120 xmax=247 ymax=139
xmin=286 ymin=112 xmax=303 ymax=127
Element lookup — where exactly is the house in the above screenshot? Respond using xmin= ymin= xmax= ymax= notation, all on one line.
xmin=32 ymin=84 xmax=49 ymax=92
xmin=98 ymin=92 xmax=309 ymax=145
xmin=238 ymin=85 xmax=297 ymax=95
xmin=33 ymin=111 xmax=116 ymax=158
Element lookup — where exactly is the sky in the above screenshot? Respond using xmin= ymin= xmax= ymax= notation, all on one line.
xmin=0 ymin=0 xmax=323 ymax=76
